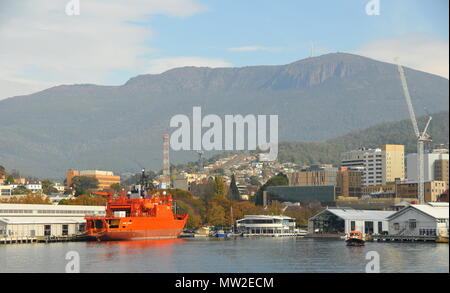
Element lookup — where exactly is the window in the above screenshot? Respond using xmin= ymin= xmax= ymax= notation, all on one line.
xmin=44 ymin=225 xmax=51 ymax=236
xmin=351 ymin=221 xmax=356 ymax=231
xmin=62 ymin=225 xmax=69 ymax=236
xmin=378 ymin=222 xmax=383 ymax=234
xmin=365 ymin=221 xmax=374 ymax=234
xmin=409 ymin=220 xmax=416 ymax=229
xmin=393 ymin=223 xmax=400 ymax=230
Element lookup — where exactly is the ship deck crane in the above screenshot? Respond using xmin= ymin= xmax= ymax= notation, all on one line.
xmin=397 ymin=63 xmax=432 ymax=204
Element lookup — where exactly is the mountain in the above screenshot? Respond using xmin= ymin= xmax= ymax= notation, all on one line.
xmin=278 ymin=111 xmax=449 ymax=166
xmin=0 ymin=53 xmax=448 ymax=178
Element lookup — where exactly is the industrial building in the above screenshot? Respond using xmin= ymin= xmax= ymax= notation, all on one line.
xmin=308 ymin=208 xmax=395 ymax=235
xmin=0 ymin=203 xmax=105 ymax=238
xmin=387 ymin=203 xmax=449 ymax=237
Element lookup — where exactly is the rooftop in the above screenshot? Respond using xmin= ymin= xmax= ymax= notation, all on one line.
xmin=321 ymin=208 xmax=395 ymax=221
xmin=0 ymin=217 xmax=86 ymax=225
xmin=391 ymin=203 xmax=449 ymax=220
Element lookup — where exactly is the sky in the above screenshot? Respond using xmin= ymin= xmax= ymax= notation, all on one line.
xmin=0 ymin=0 xmax=448 ymax=100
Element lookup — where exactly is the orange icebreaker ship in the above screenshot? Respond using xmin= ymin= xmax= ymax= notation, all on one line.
xmin=85 ymin=191 xmax=188 ymax=241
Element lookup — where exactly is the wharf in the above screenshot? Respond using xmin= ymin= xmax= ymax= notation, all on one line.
xmin=0 ymin=235 xmax=91 ymax=245
xmin=304 ymin=234 xmax=343 ymax=239
xmin=368 ymin=234 xmax=440 ymax=243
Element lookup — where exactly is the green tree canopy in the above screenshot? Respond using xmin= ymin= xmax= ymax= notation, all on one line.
xmin=71 ymin=176 xmax=99 ymax=196
xmin=255 ymin=173 xmax=289 ymax=205
xmin=212 ymin=175 xmax=226 ymax=198
xmin=41 ymin=180 xmax=58 ymax=194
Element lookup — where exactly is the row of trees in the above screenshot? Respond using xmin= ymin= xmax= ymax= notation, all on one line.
xmin=0 ymin=194 xmax=52 ymax=205
xmin=172 ymin=173 xmax=322 ymax=229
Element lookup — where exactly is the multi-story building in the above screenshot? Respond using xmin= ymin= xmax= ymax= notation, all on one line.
xmin=406 ymin=149 xmax=449 ymax=182
xmin=289 ymin=164 xmax=338 ymax=187
xmin=396 ymin=181 xmax=449 ymax=203
xmin=336 ymin=167 xmax=363 ymax=198
xmin=0 ymin=185 xmax=13 ymax=196
xmin=434 ymin=159 xmax=449 ymax=183
xmin=340 ymin=144 xmax=405 ymax=186
xmin=66 ymin=169 xmax=121 ymax=191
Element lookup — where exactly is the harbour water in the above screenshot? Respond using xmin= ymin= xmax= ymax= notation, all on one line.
xmin=1 ymin=238 xmax=448 ymax=273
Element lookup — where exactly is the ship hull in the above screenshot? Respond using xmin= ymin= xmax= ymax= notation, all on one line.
xmin=86 ymin=216 xmax=188 ymax=241
xmin=345 ymin=238 xmax=365 ymax=247
xmin=97 ymin=228 xmax=185 ymax=241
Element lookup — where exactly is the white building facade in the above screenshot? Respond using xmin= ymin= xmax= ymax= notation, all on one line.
xmin=308 ymin=208 xmax=395 ymax=235
xmin=387 ymin=203 xmax=449 ymax=237
xmin=341 ymin=145 xmax=405 ymax=186
xmin=0 ymin=203 xmax=105 ymax=238
xmin=406 ymin=151 xmax=449 ymax=182
xmin=236 ymin=215 xmax=296 ymax=236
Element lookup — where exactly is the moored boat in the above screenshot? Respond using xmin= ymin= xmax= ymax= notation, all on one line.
xmin=84 ymin=190 xmax=187 ymax=241
xmin=345 ymin=230 xmax=365 ymax=247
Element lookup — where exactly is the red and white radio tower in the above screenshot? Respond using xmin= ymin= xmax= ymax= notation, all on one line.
xmin=162 ymin=133 xmax=171 ymax=187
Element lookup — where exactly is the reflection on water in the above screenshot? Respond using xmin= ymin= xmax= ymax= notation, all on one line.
xmin=86 ymin=239 xmax=185 ymax=261
xmin=0 ymin=238 xmax=448 ymax=273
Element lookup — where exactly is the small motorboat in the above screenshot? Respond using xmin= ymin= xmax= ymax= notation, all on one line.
xmin=214 ymin=230 xmax=230 ymax=238
xmin=345 ymin=230 xmax=365 ymax=247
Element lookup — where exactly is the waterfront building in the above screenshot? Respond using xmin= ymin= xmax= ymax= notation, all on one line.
xmin=66 ymin=169 xmax=121 ymax=190
xmin=387 ymin=202 xmax=449 ymax=237
xmin=236 ymin=215 xmax=296 ymax=236
xmin=0 ymin=203 xmax=105 ymax=237
xmin=340 ymin=144 xmax=405 ymax=186
xmin=335 ymin=197 xmax=416 ymax=211
xmin=406 ymin=149 xmax=449 ymax=182
xmin=265 ymin=185 xmax=335 ymax=205
xmin=308 ymin=208 xmax=395 ymax=235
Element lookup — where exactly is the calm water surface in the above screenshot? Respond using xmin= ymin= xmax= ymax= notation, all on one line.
xmin=0 ymin=238 xmax=448 ymax=273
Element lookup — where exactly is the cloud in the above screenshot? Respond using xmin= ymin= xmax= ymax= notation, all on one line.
xmin=354 ymin=34 xmax=449 ymax=78
xmin=0 ymin=0 xmax=207 ymax=99
xmin=228 ymin=46 xmax=281 ymax=52
xmin=145 ymin=57 xmax=232 ymax=74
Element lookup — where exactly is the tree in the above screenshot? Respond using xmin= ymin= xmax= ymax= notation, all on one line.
xmin=228 ymin=174 xmax=241 ymax=201
xmin=255 ymin=173 xmax=289 ymax=205
xmin=206 ymin=202 xmax=226 ymax=226
xmin=110 ymin=183 xmax=124 ymax=193
xmin=12 ymin=186 xmax=28 ymax=195
xmin=71 ymin=176 xmax=99 ymax=195
xmin=5 ymin=175 xmax=14 ymax=185
xmin=58 ymin=194 xmax=106 ymax=206
xmin=212 ymin=175 xmax=226 ymax=198
xmin=1 ymin=194 xmax=51 ymax=205
xmin=42 ymin=180 xmax=58 ymax=194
